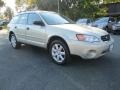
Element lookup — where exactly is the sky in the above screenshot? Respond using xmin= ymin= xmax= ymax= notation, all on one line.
xmin=3 ymin=0 xmax=16 ymax=12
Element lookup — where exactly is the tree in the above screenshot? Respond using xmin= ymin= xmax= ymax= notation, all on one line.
xmin=0 ymin=0 xmax=4 ymax=8
xmin=16 ymin=0 xmax=57 ymax=11
xmin=4 ymin=7 xmax=13 ymax=20
xmin=29 ymin=0 xmax=104 ymax=19
xmin=60 ymin=0 xmax=100 ymax=20
xmin=15 ymin=0 xmax=120 ymax=20
xmin=103 ymin=0 xmax=120 ymax=4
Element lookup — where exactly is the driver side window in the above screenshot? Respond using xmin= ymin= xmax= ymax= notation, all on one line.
xmin=28 ymin=13 xmax=42 ymax=25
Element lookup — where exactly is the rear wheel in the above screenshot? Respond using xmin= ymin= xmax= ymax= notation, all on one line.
xmin=10 ymin=34 xmax=21 ymax=49
xmin=49 ymin=40 xmax=70 ymax=65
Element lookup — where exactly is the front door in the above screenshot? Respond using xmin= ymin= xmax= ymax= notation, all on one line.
xmin=26 ymin=13 xmax=47 ymax=47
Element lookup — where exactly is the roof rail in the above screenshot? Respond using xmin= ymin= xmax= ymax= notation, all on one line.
xmin=18 ymin=9 xmax=42 ymax=13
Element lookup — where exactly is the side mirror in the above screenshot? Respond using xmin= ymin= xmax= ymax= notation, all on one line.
xmin=33 ymin=21 xmax=45 ymax=26
xmin=108 ymin=21 xmax=112 ymax=23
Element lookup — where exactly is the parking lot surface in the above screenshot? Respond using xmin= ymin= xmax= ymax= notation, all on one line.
xmin=0 ymin=31 xmax=120 ymax=90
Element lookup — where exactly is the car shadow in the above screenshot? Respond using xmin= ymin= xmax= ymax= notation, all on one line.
xmin=72 ymin=56 xmax=110 ymax=65
xmin=21 ymin=45 xmax=114 ymax=68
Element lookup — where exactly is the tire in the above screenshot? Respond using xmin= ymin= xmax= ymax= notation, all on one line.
xmin=49 ymin=40 xmax=70 ymax=65
xmin=10 ymin=34 xmax=21 ymax=49
xmin=104 ymin=27 xmax=110 ymax=33
xmin=113 ymin=30 xmax=117 ymax=35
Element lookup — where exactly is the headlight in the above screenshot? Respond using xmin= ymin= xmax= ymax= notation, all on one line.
xmin=76 ymin=34 xmax=100 ymax=43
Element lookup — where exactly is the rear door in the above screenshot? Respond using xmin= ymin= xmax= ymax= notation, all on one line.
xmin=16 ymin=14 xmax=28 ymax=42
xmin=8 ymin=15 xmax=20 ymax=37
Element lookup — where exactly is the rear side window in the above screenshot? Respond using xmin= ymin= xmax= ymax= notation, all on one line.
xmin=18 ymin=14 xmax=28 ymax=24
xmin=10 ymin=15 xmax=20 ymax=24
xmin=28 ymin=13 xmax=42 ymax=25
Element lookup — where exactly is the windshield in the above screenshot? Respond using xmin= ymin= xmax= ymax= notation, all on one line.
xmin=95 ymin=17 xmax=109 ymax=23
xmin=40 ymin=12 xmax=74 ymax=25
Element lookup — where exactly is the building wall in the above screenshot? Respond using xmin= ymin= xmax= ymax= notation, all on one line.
xmin=108 ymin=2 xmax=120 ymax=16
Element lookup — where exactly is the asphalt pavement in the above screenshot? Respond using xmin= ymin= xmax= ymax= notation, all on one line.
xmin=0 ymin=31 xmax=120 ymax=90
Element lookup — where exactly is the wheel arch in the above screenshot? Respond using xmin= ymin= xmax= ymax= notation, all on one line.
xmin=47 ymin=36 xmax=70 ymax=53
xmin=9 ymin=31 xmax=14 ymax=41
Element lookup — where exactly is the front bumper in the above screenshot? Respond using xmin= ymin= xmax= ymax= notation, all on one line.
xmin=68 ymin=39 xmax=114 ymax=59
xmin=113 ymin=28 xmax=120 ymax=31
xmin=112 ymin=26 xmax=120 ymax=31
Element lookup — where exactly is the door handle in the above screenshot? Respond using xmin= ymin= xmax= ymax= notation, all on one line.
xmin=26 ymin=27 xmax=30 ymax=30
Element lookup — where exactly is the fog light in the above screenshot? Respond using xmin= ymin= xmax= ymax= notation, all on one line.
xmin=87 ymin=50 xmax=96 ymax=58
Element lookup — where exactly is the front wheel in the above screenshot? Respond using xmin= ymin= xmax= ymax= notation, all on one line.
xmin=10 ymin=34 xmax=21 ymax=49
xmin=49 ymin=40 xmax=70 ymax=65
xmin=104 ymin=27 xmax=110 ymax=33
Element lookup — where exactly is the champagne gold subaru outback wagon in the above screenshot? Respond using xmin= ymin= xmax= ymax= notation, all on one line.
xmin=8 ymin=11 xmax=114 ymax=65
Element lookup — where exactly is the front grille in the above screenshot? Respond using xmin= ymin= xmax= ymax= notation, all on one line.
xmin=101 ymin=34 xmax=110 ymax=41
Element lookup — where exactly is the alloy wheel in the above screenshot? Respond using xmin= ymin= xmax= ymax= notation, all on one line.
xmin=51 ymin=43 xmax=66 ymax=63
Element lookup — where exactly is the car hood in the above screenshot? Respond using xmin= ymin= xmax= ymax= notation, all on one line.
xmin=52 ymin=24 xmax=108 ymax=36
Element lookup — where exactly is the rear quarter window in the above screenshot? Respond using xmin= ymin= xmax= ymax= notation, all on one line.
xmin=18 ymin=14 xmax=28 ymax=24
